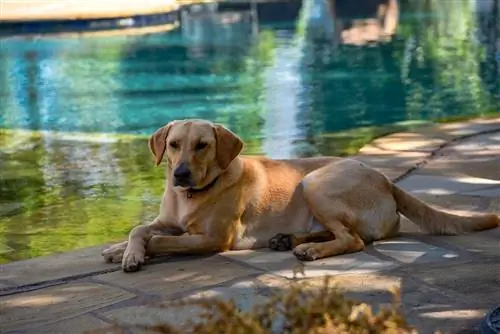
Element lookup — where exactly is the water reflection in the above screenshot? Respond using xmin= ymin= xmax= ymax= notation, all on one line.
xmin=0 ymin=0 xmax=498 ymax=262
xmin=0 ymin=133 xmax=165 ymax=262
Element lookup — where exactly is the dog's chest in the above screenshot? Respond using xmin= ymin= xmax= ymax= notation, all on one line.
xmin=174 ymin=199 xmax=218 ymax=234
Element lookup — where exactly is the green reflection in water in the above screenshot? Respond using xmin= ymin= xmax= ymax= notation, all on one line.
xmin=0 ymin=131 xmax=161 ymax=263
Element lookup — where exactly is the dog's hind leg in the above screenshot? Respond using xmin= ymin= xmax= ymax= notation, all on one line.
xmin=292 ymin=220 xmax=365 ymax=261
xmin=268 ymin=230 xmax=335 ymax=251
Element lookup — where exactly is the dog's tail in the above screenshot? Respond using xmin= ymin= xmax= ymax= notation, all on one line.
xmin=392 ymin=184 xmax=499 ymax=235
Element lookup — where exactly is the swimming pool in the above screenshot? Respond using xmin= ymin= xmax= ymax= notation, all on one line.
xmin=0 ymin=0 xmax=498 ymax=262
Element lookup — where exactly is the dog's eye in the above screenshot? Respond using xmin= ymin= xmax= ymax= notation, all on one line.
xmin=169 ymin=141 xmax=179 ymax=149
xmin=195 ymin=142 xmax=208 ymax=150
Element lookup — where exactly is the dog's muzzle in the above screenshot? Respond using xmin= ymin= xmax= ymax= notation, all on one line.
xmin=173 ymin=162 xmax=193 ymax=187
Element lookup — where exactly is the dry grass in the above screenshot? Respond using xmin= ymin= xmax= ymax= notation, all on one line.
xmin=87 ymin=276 xmax=418 ymax=334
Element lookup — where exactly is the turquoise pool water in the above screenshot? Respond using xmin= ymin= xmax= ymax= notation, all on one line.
xmin=0 ymin=0 xmax=498 ymax=262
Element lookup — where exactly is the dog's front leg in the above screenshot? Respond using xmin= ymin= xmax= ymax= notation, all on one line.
xmin=147 ymin=234 xmax=226 ymax=255
xmin=120 ymin=217 xmax=174 ymax=272
xmin=102 ymin=217 xmax=179 ymax=265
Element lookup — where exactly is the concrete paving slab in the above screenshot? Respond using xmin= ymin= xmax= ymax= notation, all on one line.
xmin=416 ymin=131 xmax=500 ymax=181
xmin=94 ymin=255 xmax=260 ymax=297
xmin=444 ymin=132 xmax=500 ymax=152
xmin=404 ymin=300 xmax=487 ymax=334
xmin=396 ymin=174 xmax=500 ymax=196
xmin=0 ymin=282 xmax=134 ymax=332
xmin=462 ymin=186 xmax=500 ymax=197
xmin=354 ymin=151 xmax=425 ymax=180
xmin=186 ymin=279 xmax=270 ymax=312
xmin=369 ymin=132 xmax=447 ymax=152
xmin=402 ymin=259 xmax=500 ymax=309
xmin=102 ymin=304 xmax=202 ymax=332
xmin=424 ymin=228 xmax=500 ymax=257
xmin=0 ymin=283 xmax=12 ymax=289
xmin=297 ymin=273 xmax=401 ymax=307
xmin=102 ymin=275 xmax=281 ymax=332
xmin=35 ymin=314 xmax=110 ymax=334
xmin=416 ymin=157 xmax=500 ymax=181
xmin=437 ymin=119 xmax=500 ymax=137
xmin=0 ymin=246 xmax=120 ymax=286
xmin=221 ymin=249 xmax=396 ymax=279
xmin=373 ymin=238 xmax=458 ymax=264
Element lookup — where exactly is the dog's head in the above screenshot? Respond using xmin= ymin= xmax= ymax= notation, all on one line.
xmin=148 ymin=119 xmax=243 ymax=189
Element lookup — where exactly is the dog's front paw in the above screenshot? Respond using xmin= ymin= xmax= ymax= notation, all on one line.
xmin=101 ymin=241 xmax=128 ymax=263
xmin=293 ymin=244 xmax=319 ymax=261
xmin=122 ymin=248 xmax=145 ymax=273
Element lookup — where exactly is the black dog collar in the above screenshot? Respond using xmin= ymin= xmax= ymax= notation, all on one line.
xmin=186 ymin=176 xmax=219 ymax=199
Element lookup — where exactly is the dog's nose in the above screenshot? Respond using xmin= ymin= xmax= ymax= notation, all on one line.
xmin=173 ymin=163 xmax=192 ymax=184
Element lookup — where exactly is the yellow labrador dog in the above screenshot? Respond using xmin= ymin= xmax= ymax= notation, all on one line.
xmin=102 ymin=119 xmax=499 ymax=272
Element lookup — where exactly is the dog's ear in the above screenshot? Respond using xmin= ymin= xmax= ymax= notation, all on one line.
xmin=148 ymin=122 xmax=173 ymax=166
xmin=213 ymin=124 xmax=243 ymax=169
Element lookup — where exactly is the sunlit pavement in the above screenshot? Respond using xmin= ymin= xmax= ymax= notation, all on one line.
xmin=1 ymin=117 xmax=499 ymax=333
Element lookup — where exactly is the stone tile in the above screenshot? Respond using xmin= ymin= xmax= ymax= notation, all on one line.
xmin=408 ymin=259 xmax=500 ymax=308
xmin=364 ymin=269 xmax=492 ymax=333
xmin=36 ymin=314 xmax=109 ymax=334
xmin=408 ymin=307 xmax=488 ymax=334
xmin=0 ymin=282 xmax=134 ymax=332
xmin=95 ymin=255 xmax=259 ymax=297
xmin=441 ymin=132 xmax=500 ymax=156
xmin=396 ymin=174 xmax=500 ymax=196
xmin=405 ymin=125 xmax=457 ymax=142
xmin=189 ymin=278 xmax=270 ymax=312
xmin=462 ymin=186 xmax=500 ymax=197
xmin=0 ymin=245 xmax=120 ymax=286
xmin=354 ymin=150 xmax=425 ymax=180
xmin=103 ymin=304 xmax=201 ymax=333
xmin=416 ymin=156 xmax=500 ymax=181
xmin=298 ymin=273 xmax=402 ymax=306
xmin=417 ymin=131 xmax=500 ymax=182
xmin=356 ymin=146 xmax=427 ymax=162
xmin=369 ymin=132 xmax=446 ymax=152
xmin=372 ymin=238 xmax=458 ymax=264
xmin=429 ymin=228 xmax=500 ymax=257
xmin=221 ymin=249 xmax=396 ymax=279
xmin=437 ymin=118 xmax=500 ymax=137
xmin=189 ymin=273 xmax=288 ymax=301
xmin=102 ymin=275 xmax=276 ymax=332
xmin=0 ymin=282 xmax=12 ymax=289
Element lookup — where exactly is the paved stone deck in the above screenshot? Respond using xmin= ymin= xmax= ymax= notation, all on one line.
xmin=1 ymin=117 xmax=499 ymax=334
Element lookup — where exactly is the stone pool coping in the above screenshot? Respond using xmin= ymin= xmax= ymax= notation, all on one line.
xmin=1 ymin=116 xmax=500 ymax=333
xmin=1 ymin=0 xmax=182 ymax=22
xmin=0 ymin=0 xmax=286 ymax=38
xmin=0 ymin=0 xmax=184 ymax=38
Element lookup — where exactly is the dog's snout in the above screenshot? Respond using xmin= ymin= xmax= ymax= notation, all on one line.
xmin=173 ymin=162 xmax=192 ymax=186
